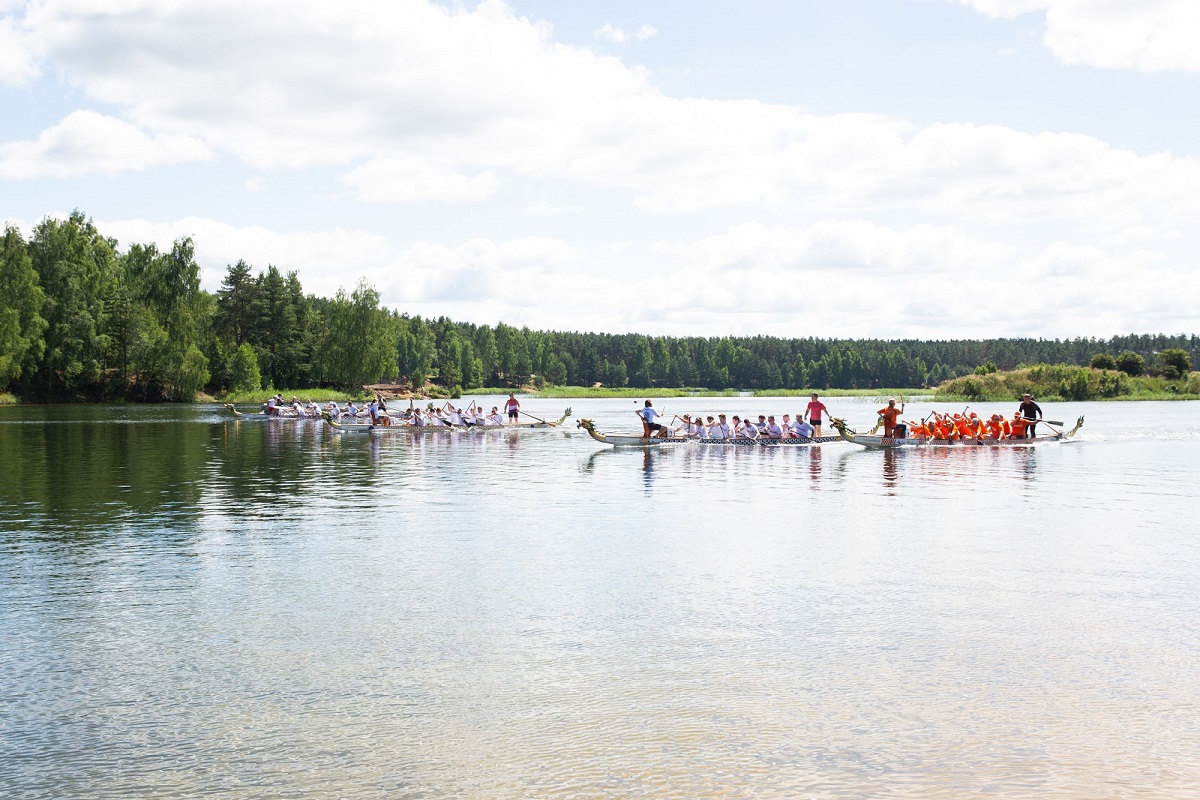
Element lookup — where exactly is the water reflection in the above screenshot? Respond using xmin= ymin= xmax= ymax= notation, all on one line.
xmin=882 ymin=448 xmax=900 ymax=493
xmin=4 ymin=403 xmax=1200 ymax=799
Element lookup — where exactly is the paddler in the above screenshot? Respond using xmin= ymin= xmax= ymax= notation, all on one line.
xmin=1010 ymin=411 xmax=1029 ymax=439
xmin=637 ymin=400 xmax=666 ymax=438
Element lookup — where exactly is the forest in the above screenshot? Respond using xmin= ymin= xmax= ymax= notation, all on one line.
xmin=2 ymin=212 xmax=1198 ymax=402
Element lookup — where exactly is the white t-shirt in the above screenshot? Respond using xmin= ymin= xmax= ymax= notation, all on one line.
xmin=709 ymin=423 xmax=730 ymax=439
xmin=640 ymin=407 xmax=659 ymax=423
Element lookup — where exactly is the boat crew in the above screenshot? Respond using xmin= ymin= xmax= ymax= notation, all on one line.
xmin=795 ymin=417 xmax=815 ymax=439
xmin=306 ymin=400 xmax=319 ymax=417
xmin=733 ymin=416 xmax=756 ymax=439
xmin=505 ymin=393 xmax=521 ymax=424
xmin=709 ymin=414 xmax=731 ymax=439
xmin=488 ymin=407 xmax=504 ymax=426
xmin=753 ymin=415 xmax=769 ymax=435
xmin=344 ymin=400 xmax=358 ymax=417
xmin=877 ymin=397 xmax=905 ymax=438
xmin=326 ymin=400 xmax=340 ymax=419
xmin=411 ymin=407 xmax=425 ymax=426
xmin=763 ymin=416 xmax=783 ymax=438
xmin=805 ymin=393 xmax=830 ymax=436
xmin=689 ymin=415 xmax=707 ymax=437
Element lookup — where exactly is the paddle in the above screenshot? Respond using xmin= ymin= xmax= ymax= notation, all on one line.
xmin=1024 ymin=416 xmax=1064 ymax=426
xmin=520 ymin=410 xmax=555 ymax=425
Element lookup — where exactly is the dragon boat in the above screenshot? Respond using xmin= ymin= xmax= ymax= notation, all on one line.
xmin=828 ymin=416 xmax=1084 ymax=449
xmin=321 ymin=408 xmax=571 ymax=434
xmin=575 ymin=419 xmax=842 ymax=448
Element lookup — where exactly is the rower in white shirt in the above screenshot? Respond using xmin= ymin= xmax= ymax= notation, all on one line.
xmin=708 ymin=414 xmax=732 ymax=439
xmin=763 ymin=415 xmax=783 ymax=439
xmin=488 ymin=407 xmax=505 ymax=426
xmin=732 ymin=415 xmax=756 ymax=439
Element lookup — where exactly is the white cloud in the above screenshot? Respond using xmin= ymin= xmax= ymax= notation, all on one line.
xmin=342 ymin=158 xmax=501 ymax=203
xmin=594 ymin=22 xmax=656 ymax=44
xmin=594 ymin=23 xmax=627 ymax=44
xmin=7 ymin=0 xmax=1199 ymax=226
xmin=0 ymin=12 xmax=38 ymax=84
xmin=0 ymin=110 xmax=210 ymax=178
xmin=953 ymin=0 xmax=1200 ymax=72
xmin=96 ymin=216 xmax=392 ymax=299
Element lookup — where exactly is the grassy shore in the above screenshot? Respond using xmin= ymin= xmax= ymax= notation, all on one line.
xmin=0 ymin=392 xmax=18 ymax=405
xmin=936 ymin=365 xmax=1200 ymax=402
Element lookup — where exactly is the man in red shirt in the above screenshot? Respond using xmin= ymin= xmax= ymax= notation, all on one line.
xmin=805 ymin=393 xmax=830 ymax=437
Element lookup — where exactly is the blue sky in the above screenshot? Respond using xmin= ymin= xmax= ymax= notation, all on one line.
xmin=2 ymin=0 xmax=1198 ymax=338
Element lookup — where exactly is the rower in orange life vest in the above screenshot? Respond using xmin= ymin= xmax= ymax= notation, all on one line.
xmin=877 ymin=397 xmax=905 ymax=437
xmin=1009 ymin=411 xmax=1030 ymax=439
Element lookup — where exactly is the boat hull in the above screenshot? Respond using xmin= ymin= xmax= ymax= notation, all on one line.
xmin=829 ymin=416 xmax=1084 ymax=449
xmin=576 ymin=419 xmax=841 ymax=448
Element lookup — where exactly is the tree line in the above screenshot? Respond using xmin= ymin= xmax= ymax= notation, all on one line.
xmin=2 ymin=212 xmax=1197 ymax=401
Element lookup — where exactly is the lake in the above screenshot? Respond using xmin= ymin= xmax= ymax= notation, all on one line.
xmin=2 ymin=397 xmax=1198 ymax=798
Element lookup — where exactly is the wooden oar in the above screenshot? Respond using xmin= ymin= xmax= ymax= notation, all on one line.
xmin=520 ymin=410 xmax=555 ymax=425
xmin=1024 ymin=417 xmax=1064 ymax=426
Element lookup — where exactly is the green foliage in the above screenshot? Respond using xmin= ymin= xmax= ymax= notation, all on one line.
xmin=1115 ymin=351 xmax=1145 ymax=376
xmin=26 ymin=211 xmax=117 ymax=399
xmin=1089 ymin=353 xmax=1117 ymax=370
xmin=973 ymin=361 xmax=998 ymax=375
xmin=228 ymin=343 xmax=263 ymax=393
xmin=1155 ymin=348 xmax=1192 ymax=380
xmin=0 ymin=226 xmax=47 ymax=384
xmin=320 ymin=280 xmax=397 ymax=389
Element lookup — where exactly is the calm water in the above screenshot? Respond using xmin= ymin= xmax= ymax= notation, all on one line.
xmin=2 ymin=397 xmax=1198 ymax=799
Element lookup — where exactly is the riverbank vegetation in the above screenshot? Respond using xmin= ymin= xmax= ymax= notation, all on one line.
xmin=936 ymin=363 xmax=1200 ymax=402
xmin=3 ymin=212 xmax=1197 ymax=403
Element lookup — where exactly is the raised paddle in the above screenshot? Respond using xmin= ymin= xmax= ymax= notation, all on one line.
xmin=519 ymin=410 xmax=555 ymax=425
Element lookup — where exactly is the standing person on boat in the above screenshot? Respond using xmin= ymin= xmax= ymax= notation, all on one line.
xmin=1018 ymin=393 xmax=1043 ymax=438
xmin=805 ymin=393 xmax=830 ymax=436
xmin=505 ymin=393 xmax=521 ymax=425
xmin=877 ymin=397 xmax=905 ymax=438
xmin=637 ymin=400 xmax=666 ymax=438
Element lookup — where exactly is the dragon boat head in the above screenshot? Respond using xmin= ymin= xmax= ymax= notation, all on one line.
xmin=576 ymin=418 xmax=596 ymax=433
xmin=828 ymin=417 xmax=856 ymax=442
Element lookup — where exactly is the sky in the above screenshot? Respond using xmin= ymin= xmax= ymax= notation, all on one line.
xmin=2 ymin=0 xmax=1199 ymax=339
